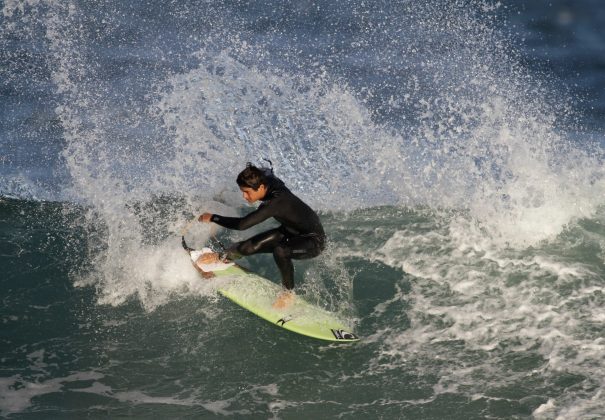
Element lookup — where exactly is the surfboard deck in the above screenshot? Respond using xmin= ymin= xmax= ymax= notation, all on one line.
xmin=185 ymin=244 xmax=359 ymax=342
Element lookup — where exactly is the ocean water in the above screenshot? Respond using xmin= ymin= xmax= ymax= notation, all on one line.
xmin=1 ymin=0 xmax=604 ymax=418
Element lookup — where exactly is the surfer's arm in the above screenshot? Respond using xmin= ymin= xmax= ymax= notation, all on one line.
xmin=208 ymin=204 xmax=274 ymax=231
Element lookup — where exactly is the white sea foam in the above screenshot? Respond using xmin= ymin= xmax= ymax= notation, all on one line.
xmin=0 ymin=371 xmax=104 ymax=416
xmin=79 ymin=235 xmax=227 ymax=311
xmin=369 ymin=213 xmax=605 ymax=417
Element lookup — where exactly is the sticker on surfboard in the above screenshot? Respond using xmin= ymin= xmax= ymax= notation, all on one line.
xmin=331 ymin=329 xmax=359 ymax=340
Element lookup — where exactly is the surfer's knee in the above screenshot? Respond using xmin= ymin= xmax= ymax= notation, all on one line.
xmin=273 ymin=244 xmax=291 ymax=261
xmin=236 ymin=241 xmax=257 ymax=256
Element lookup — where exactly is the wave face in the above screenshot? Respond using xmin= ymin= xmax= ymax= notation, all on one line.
xmin=1 ymin=0 xmax=604 ymax=418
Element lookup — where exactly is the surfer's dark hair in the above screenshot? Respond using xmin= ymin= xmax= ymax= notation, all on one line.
xmin=237 ymin=163 xmax=269 ymax=190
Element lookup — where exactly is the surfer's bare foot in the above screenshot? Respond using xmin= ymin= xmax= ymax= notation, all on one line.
xmin=194 ymin=253 xmax=220 ymax=279
xmin=272 ymin=290 xmax=294 ymax=309
xmin=197 ymin=252 xmax=220 ymax=264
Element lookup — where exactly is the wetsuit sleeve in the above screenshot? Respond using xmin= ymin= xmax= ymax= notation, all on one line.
xmin=210 ymin=203 xmax=275 ymax=231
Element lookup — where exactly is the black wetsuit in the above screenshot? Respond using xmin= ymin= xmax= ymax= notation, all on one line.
xmin=210 ymin=176 xmax=325 ymax=290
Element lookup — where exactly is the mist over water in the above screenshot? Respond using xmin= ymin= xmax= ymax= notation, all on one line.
xmin=2 ymin=0 xmax=605 ymax=418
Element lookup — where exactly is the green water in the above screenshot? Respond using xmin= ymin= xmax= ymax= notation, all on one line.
xmin=2 ymin=198 xmax=604 ymax=418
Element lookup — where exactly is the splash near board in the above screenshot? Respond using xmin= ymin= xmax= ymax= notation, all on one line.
xmin=183 ymin=237 xmax=359 ymax=342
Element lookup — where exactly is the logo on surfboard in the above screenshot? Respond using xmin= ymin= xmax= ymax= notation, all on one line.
xmin=276 ymin=316 xmax=293 ymax=326
xmin=331 ymin=329 xmax=358 ymax=340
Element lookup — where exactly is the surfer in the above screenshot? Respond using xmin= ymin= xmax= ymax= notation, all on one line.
xmin=198 ymin=163 xmax=326 ymax=308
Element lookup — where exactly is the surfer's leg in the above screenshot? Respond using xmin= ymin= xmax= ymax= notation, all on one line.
xmin=284 ymin=235 xmax=325 ymax=260
xmin=273 ymin=235 xmax=324 ymax=290
xmin=227 ymin=228 xmax=284 ymax=258
xmin=273 ymin=246 xmax=295 ymax=290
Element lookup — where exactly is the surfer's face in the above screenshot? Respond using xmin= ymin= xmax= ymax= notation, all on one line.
xmin=240 ymin=184 xmax=267 ymax=203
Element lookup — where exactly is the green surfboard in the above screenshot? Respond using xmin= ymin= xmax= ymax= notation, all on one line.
xmin=184 ymin=239 xmax=359 ymax=342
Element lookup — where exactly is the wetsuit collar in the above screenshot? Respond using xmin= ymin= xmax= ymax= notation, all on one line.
xmin=261 ymin=176 xmax=286 ymax=201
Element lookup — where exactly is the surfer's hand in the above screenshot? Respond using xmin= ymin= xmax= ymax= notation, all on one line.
xmin=199 ymin=212 xmax=213 ymax=223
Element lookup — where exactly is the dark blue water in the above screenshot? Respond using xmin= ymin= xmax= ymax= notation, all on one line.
xmin=2 ymin=1 xmax=605 ymax=418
